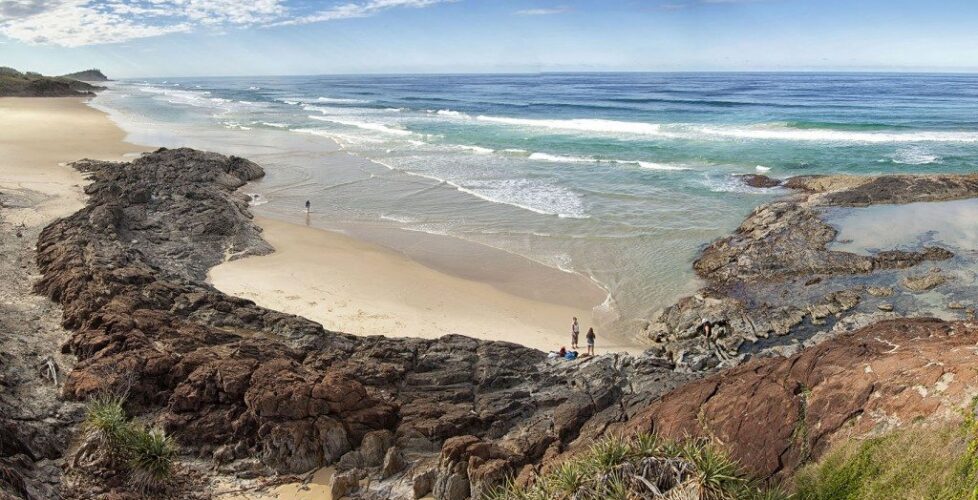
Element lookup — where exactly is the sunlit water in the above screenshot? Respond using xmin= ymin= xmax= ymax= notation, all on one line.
xmin=91 ymin=73 xmax=978 ymax=333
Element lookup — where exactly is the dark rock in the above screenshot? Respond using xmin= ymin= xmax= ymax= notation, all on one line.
xmin=740 ymin=174 xmax=782 ymax=188
xmin=31 ymin=147 xmax=690 ymax=496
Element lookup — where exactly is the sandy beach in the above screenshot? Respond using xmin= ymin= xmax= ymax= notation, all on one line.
xmin=0 ymin=97 xmax=640 ymax=359
xmin=0 ymin=97 xmax=147 ymax=225
xmin=209 ymin=216 xmax=642 ymax=354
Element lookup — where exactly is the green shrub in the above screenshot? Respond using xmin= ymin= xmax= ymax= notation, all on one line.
xmin=84 ymin=395 xmax=129 ymax=454
xmin=82 ymin=396 xmax=177 ymax=493
xmin=126 ymin=426 xmax=176 ymax=493
xmin=793 ymin=408 xmax=978 ymax=499
xmin=484 ymin=433 xmax=782 ymax=500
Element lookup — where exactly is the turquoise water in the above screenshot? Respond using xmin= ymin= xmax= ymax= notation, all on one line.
xmin=91 ymin=73 xmax=978 ymax=333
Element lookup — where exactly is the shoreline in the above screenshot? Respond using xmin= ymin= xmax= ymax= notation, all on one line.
xmin=10 ymin=93 xmax=978 ymax=500
xmin=208 ymin=215 xmax=642 ymax=354
xmin=83 ymin=95 xmax=643 ymax=354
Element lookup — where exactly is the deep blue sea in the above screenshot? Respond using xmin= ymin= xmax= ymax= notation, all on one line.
xmin=92 ymin=73 xmax=978 ymax=331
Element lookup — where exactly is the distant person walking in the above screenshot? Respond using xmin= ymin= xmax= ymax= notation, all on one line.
xmin=586 ymin=327 xmax=596 ymax=356
xmin=305 ymin=200 xmax=311 ymax=214
xmin=571 ymin=317 xmax=580 ymax=349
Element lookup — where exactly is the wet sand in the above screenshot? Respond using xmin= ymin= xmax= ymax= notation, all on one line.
xmin=209 ymin=216 xmax=642 ymax=354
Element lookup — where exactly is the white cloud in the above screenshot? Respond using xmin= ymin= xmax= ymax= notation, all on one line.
xmin=514 ymin=7 xmax=570 ymax=16
xmin=0 ymin=0 xmax=452 ymax=47
xmin=277 ymin=0 xmax=455 ymax=26
xmin=0 ymin=1 xmax=192 ymax=47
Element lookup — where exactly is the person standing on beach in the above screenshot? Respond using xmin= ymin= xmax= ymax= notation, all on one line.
xmin=571 ymin=317 xmax=580 ymax=349
xmin=586 ymin=327 xmax=596 ymax=356
xmin=305 ymin=200 xmax=311 ymax=214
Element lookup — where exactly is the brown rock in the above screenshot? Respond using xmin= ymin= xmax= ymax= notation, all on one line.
xmin=381 ymin=447 xmax=406 ymax=479
xmin=629 ymin=318 xmax=977 ymax=481
xmin=903 ymin=270 xmax=948 ymax=292
xmin=740 ymin=174 xmax=782 ymax=188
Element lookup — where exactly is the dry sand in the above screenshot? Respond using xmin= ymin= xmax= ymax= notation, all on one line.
xmin=0 ymin=97 xmax=148 ymax=225
xmin=210 ymin=216 xmax=642 ymax=354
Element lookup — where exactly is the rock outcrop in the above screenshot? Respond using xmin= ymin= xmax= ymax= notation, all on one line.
xmin=31 ymin=148 xmax=691 ymax=498
xmin=629 ymin=317 xmax=978 ymax=481
xmin=645 ymin=172 xmax=978 ymax=370
xmin=20 ymin=146 xmax=978 ymax=498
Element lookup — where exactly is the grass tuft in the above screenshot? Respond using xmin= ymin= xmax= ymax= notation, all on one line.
xmin=84 ymin=395 xmax=129 ymax=456
xmin=82 ymin=395 xmax=177 ymax=493
xmin=483 ymin=433 xmax=780 ymax=499
xmin=794 ymin=398 xmax=978 ymax=499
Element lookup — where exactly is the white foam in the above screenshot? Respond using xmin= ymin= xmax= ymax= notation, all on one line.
xmin=370 ymin=158 xmax=588 ymax=218
xmin=693 ymin=124 xmax=978 ymax=143
xmin=450 ymin=178 xmax=589 ymax=219
xmin=470 ymin=114 xmax=978 ymax=144
xmin=528 ymin=153 xmax=690 ymax=171
xmin=528 ymin=152 xmax=594 ymax=163
xmin=889 ymin=146 xmax=942 ymax=165
xmin=246 ymin=192 xmax=268 ymax=206
xmin=476 ymin=115 xmax=674 ymax=137
xmin=222 ymin=121 xmax=252 ymax=130
xmin=456 ymin=145 xmax=494 ymax=154
xmin=436 ymin=109 xmax=468 ymax=118
xmin=261 ymin=122 xmax=289 ymax=128
xmin=703 ymin=174 xmax=779 ymax=194
xmin=755 ymin=165 xmax=771 ymax=172
xmin=308 ymin=115 xmax=412 ymax=136
xmin=380 ymin=213 xmax=420 ymax=224
xmin=318 ymin=96 xmax=370 ymax=104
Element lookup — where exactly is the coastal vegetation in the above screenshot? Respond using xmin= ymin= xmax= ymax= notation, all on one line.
xmin=0 ymin=66 xmax=103 ymax=97
xmin=794 ymin=401 xmax=978 ymax=499
xmin=485 ymin=434 xmax=786 ymax=500
xmin=83 ymin=396 xmax=176 ymax=493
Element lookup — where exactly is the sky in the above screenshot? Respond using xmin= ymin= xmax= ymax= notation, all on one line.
xmin=1 ymin=0 xmax=978 ymax=78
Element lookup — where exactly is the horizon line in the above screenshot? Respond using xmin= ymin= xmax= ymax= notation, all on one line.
xmin=116 ymin=68 xmax=978 ymax=80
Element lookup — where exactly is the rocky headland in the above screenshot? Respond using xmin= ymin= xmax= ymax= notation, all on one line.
xmin=59 ymin=70 xmax=109 ymax=83
xmin=3 ymin=147 xmax=978 ymax=498
xmin=0 ymin=67 xmax=104 ymax=98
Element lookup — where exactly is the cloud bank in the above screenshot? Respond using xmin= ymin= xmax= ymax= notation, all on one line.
xmin=0 ymin=0 xmax=453 ymax=47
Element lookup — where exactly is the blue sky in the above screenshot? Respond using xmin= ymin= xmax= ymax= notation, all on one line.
xmin=2 ymin=0 xmax=978 ymax=77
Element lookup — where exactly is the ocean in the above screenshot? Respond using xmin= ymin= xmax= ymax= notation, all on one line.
xmin=91 ymin=72 xmax=978 ymax=333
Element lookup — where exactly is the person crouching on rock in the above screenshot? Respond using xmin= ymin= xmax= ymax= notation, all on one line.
xmin=585 ymin=328 xmax=596 ymax=356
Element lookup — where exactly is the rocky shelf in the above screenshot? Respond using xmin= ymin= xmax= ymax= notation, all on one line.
xmin=4 ymin=148 xmax=978 ymax=499
xmin=644 ymin=172 xmax=978 ymax=371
